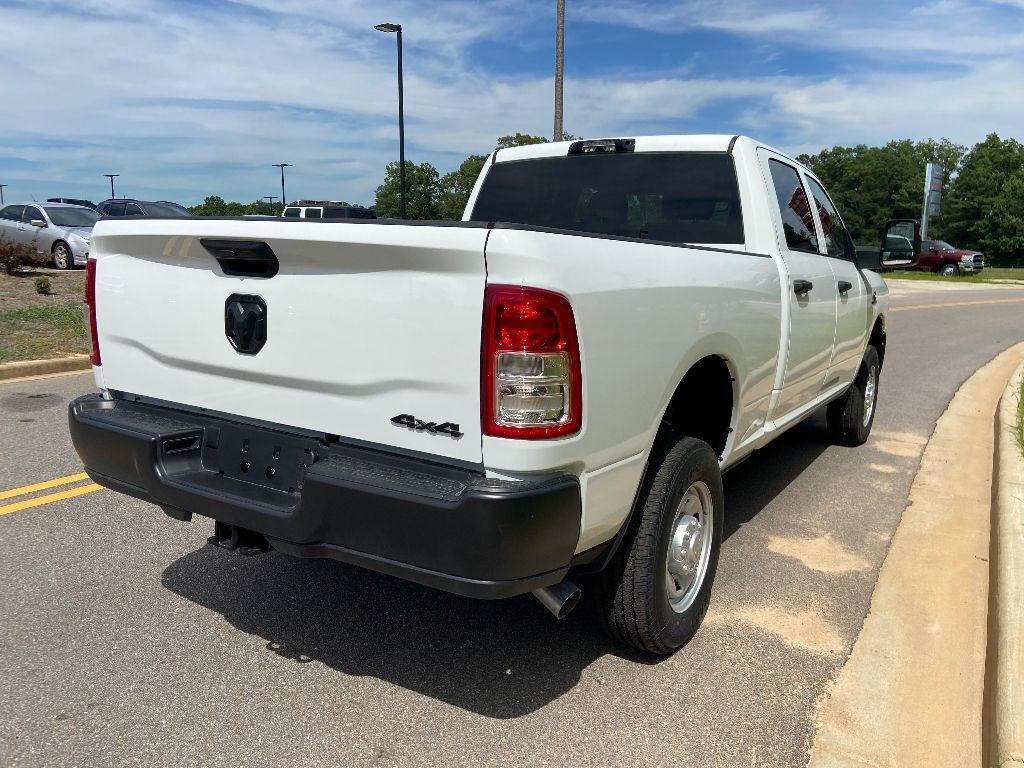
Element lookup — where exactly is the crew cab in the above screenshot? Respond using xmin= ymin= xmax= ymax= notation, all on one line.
xmin=69 ymin=136 xmax=917 ymax=654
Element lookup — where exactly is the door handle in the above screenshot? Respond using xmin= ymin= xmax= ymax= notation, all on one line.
xmin=838 ymin=280 xmax=853 ymax=293
xmin=793 ymin=279 xmax=813 ymax=295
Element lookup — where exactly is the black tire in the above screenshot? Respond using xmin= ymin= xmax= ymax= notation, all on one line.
xmin=826 ymin=345 xmax=880 ymax=447
xmin=939 ymin=262 xmax=959 ymax=276
xmin=52 ymin=241 xmax=73 ymax=270
xmin=597 ymin=435 xmax=724 ymax=655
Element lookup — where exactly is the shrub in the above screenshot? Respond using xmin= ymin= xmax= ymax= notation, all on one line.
xmin=34 ymin=276 xmax=52 ymax=295
xmin=0 ymin=234 xmax=49 ymax=274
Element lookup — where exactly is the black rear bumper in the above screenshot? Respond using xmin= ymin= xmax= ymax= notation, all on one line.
xmin=69 ymin=394 xmax=582 ymax=598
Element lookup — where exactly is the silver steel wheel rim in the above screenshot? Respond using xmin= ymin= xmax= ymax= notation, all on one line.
xmin=665 ymin=480 xmax=714 ymax=614
xmin=54 ymin=245 xmax=69 ymax=268
xmin=863 ymin=364 xmax=877 ymax=427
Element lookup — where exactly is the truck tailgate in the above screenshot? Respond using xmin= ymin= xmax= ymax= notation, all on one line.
xmin=91 ymin=219 xmax=488 ymax=464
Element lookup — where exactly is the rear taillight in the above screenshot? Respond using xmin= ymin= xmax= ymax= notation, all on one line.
xmin=85 ymin=258 xmax=101 ymax=366
xmin=482 ymin=285 xmax=581 ymax=439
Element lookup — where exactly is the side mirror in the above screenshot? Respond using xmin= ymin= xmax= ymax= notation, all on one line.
xmin=879 ymin=219 xmax=920 ymax=268
xmin=30 ymin=219 xmax=47 ymax=228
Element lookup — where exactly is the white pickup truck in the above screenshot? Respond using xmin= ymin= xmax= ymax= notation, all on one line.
xmin=69 ymin=135 xmax=918 ymax=654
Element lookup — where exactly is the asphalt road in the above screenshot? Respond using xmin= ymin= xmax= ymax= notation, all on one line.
xmin=2 ymin=281 xmax=1023 ymax=767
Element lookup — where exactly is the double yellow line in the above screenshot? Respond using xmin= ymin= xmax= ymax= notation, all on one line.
xmin=0 ymin=472 xmax=103 ymax=516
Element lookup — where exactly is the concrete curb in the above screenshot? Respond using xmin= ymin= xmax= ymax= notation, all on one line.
xmin=988 ymin=360 xmax=1024 ymax=768
xmin=808 ymin=342 xmax=1024 ymax=768
xmin=0 ymin=354 xmax=91 ymax=382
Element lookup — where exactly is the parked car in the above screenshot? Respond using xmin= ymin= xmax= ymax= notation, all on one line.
xmin=70 ymin=135 xmax=916 ymax=654
xmin=282 ymin=201 xmax=376 ymax=219
xmin=912 ymin=239 xmax=984 ymax=276
xmin=0 ymin=202 xmax=100 ymax=268
xmin=96 ymin=199 xmax=192 ymax=218
xmin=47 ymin=197 xmax=96 ymax=210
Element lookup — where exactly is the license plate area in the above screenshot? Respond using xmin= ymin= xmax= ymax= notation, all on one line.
xmin=201 ymin=424 xmax=321 ymax=494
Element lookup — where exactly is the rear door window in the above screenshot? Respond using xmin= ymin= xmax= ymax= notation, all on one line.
xmin=471 ymin=152 xmax=744 ymax=245
xmin=304 ymin=208 xmax=323 ymax=219
xmin=806 ymin=177 xmax=849 ymax=259
xmin=1 ymin=205 xmax=24 ymax=221
xmin=767 ymin=160 xmax=818 ymax=253
xmin=103 ymin=201 xmax=127 ymax=217
xmin=283 ymin=207 xmax=300 ymax=218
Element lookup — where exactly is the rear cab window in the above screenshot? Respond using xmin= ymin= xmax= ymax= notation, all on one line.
xmin=470 ymin=152 xmax=744 ymax=246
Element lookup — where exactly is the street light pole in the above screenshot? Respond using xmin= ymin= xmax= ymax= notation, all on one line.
xmin=375 ymin=22 xmax=406 ymax=218
xmin=554 ymin=0 xmax=565 ymax=142
xmin=272 ymin=163 xmax=292 ymax=210
xmin=264 ymin=195 xmax=277 ymax=214
xmin=103 ymin=174 xmax=120 ymax=199
xmin=0 ymin=184 xmax=7 ymax=205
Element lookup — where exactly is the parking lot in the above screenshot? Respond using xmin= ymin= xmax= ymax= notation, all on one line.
xmin=2 ymin=281 xmax=1024 ymax=767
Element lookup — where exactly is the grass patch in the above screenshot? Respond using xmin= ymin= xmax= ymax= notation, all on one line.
xmin=0 ymin=304 xmax=89 ymax=363
xmin=887 ymin=267 xmax=1024 ymax=284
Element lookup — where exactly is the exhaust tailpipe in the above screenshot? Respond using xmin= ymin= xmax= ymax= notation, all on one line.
xmin=532 ymin=579 xmax=581 ymax=619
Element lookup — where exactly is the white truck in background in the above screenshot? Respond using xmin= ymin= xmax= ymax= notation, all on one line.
xmin=70 ymin=135 xmax=918 ymax=654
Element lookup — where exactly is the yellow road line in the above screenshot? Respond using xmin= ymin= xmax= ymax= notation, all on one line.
xmin=891 ymin=297 xmax=1024 ymax=312
xmin=0 ymin=472 xmax=91 ymax=501
xmin=0 ymin=483 xmax=103 ymax=516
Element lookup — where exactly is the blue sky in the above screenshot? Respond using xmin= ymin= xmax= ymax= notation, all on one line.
xmin=1 ymin=0 xmax=1023 ymax=207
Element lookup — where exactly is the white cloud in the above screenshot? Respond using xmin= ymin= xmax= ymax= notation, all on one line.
xmin=0 ymin=0 xmax=1022 ymax=205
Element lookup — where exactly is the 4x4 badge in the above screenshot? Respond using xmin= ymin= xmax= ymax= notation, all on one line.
xmin=391 ymin=414 xmax=463 ymax=439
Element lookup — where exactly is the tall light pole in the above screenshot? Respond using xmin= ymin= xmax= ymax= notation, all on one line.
xmin=103 ymin=174 xmax=120 ymax=199
xmin=272 ymin=163 xmax=292 ymax=209
xmin=375 ymin=22 xmax=406 ymax=219
xmin=554 ymin=0 xmax=565 ymax=142
xmin=0 ymin=184 xmax=7 ymax=205
xmin=264 ymin=195 xmax=277 ymax=214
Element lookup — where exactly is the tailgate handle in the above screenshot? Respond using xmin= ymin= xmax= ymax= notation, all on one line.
xmin=201 ymin=239 xmax=279 ymax=278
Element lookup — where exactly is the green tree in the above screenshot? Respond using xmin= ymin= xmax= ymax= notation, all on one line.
xmin=374 ymin=160 xmax=442 ymax=219
xmin=190 ymin=195 xmax=229 ymax=216
xmin=496 ymin=133 xmax=550 ymax=149
xmin=798 ymin=138 xmax=965 ymax=246
xmin=189 ymin=196 xmax=281 ymax=216
xmin=989 ymin=168 xmax=1024 ymax=264
xmin=939 ymin=133 xmax=1024 ymax=261
xmin=438 ymin=154 xmax=487 ymax=220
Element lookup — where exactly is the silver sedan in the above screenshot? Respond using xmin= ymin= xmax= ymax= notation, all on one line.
xmin=0 ymin=202 xmax=100 ymax=269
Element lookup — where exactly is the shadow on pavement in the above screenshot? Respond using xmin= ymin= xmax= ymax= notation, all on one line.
xmin=722 ymin=414 xmax=832 ymax=539
xmin=161 ymin=413 xmax=832 ymax=718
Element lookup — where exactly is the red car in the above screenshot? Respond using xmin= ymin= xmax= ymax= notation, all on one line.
xmin=913 ymin=239 xmax=984 ymax=276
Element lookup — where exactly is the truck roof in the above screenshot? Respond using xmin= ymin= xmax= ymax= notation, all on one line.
xmin=493 ymin=134 xmax=801 ymax=168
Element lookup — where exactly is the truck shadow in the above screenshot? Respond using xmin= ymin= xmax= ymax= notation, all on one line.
xmin=160 ymin=413 xmax=832 ymax=719
xmin=721 ymin=414 xmax=832 ymax=540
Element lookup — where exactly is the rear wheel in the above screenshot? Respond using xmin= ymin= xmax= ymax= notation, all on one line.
xmin=827 ymin=345 xmax=880 ymax=446
xmin=597 ymin=435 xmax=723 ymax=655
xmin=939 ymin=262 xmax=959 ymax=276
xmin=52 ymin=242 xmax=72 ymax=270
